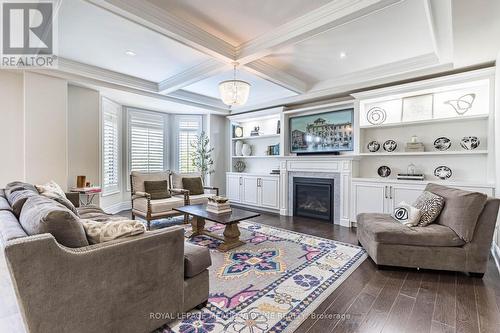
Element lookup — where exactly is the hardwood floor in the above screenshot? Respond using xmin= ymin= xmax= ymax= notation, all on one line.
xmin=1 ymin=210 xmax=500 ymax=333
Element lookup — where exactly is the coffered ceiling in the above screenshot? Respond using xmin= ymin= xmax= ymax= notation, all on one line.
xmin=49 ymin=0 xmax=500 ymax=114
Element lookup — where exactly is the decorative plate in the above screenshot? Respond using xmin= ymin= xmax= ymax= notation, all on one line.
xmin=383 ymin=140 xmax=397 ymax=152
xmin=460 ymin=136 xmax=480 ymax=150
xmin=234 ymin=160 xmax=246 ymax=172
xmin=434 ymin=166 xmax=452 ymax=180
xmin=433 ymin=137 xmax=451 ymax=151
xmin=378 ymin=166 xmax=391 ymax=178
xmin=445 ymin=93 xmax=476 ymax=115
xmin=366 ymin=107 xmax=387 ymax=125
xmin=234 ymin=126 xmax=243 ymax=138
xmin=367 ymin=141 xmax=380 ymax=152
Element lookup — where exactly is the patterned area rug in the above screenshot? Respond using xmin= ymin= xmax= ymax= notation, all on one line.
xmin=159 ymin=220 xmax=366 ymax=333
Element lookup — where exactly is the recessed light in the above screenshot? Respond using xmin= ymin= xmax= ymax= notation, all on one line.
xmin=339 ymin=52 xmax=347 ymax=59
xmin=125 ymin=50 xmax=136 ymax=57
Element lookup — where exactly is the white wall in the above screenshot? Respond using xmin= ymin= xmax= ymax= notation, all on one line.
xmin=68 ymin=85 xmax=100 ymax=203
xmin=0 ymin=71 xmax=24 ymax=187
xmin=495 ymin=55 xmax=500 ymax=253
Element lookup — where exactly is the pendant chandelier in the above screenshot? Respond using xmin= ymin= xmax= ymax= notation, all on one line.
xmin=218 ymin=63 xmax=251 ymax=107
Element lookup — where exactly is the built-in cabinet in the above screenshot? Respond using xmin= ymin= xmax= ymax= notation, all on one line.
xmin=226 ymin=173 xmax=280 ymax=211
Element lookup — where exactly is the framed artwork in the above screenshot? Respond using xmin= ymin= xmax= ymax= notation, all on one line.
xmin=402 ymin=94 xmax=434 ymax=122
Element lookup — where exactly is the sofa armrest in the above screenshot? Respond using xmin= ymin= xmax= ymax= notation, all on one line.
xmin=132 ymin=191 xmax=151 ymax=200
xmin=65 ymin=192 xmax=80 ymax=208
xmin=204 ymin=186 xmax=219 ymax=196
xmin=170 ymin=188 xmax=189 ymax=205
xmin=4 ymin=227 xmax=185 ymax=333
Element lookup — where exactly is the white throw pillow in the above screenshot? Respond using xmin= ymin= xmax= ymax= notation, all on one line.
xmin=81 ymin=219 xmax=146 ymax=244
xmin=391 ymin=201 xmax=421 ymax=226
xmin=36 ymin=180 xmax=66 ymax=198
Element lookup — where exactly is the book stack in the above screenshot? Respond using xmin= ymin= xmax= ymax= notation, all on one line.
xmin=397 ymin=173 xmax=425 ymax=181
xmin=206 ymin=196 xmax=232 ymax=214
xmin=405 ymin=142 xmax=425 ymax=152
xmin=270 ymin=169 xmax=280 ymax=175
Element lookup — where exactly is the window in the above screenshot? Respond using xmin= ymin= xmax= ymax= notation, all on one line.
xmin=175 ymin=115 xmax=202 ymax=173
xmin=102 ymin=99 xmax=120 ymax=194
xmin=128 ymin=109 xmax=167 ymax=173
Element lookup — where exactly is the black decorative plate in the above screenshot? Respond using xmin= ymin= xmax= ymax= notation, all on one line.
xmin=367 ymin=141 xmax=380 ymax=152
xmin=434 ymin=166 xmax=452 ymax=180
xmin=378 ymin=166 xmax=391 ymax=178
xmin=383 ymin=140 xmax=397 ymax=152
xmin=434 ymin=137 xmax=451 ymax=151
xmin=460 ymin=136 xmax=480 ymax=150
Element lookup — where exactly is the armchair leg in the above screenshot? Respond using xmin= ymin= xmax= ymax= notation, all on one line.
xmin=146 ymin=220 xmax=151 ymax=231
xmin=195 ymin=300 xmax=208 ymax=310
xmin=131 ymin=213 xmax=135 ymax=220
xmin=184 ymin=213 xmax=189 ymax=224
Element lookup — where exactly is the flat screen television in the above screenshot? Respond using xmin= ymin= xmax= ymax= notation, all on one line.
xmin=289 ymin=108 xmax=354 ymax=154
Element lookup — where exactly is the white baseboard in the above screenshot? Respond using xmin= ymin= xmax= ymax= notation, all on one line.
xmin=102 ymin=201 xmax=131 ymax=214
xmin=492 ymin=243 xmax=500 ymax=275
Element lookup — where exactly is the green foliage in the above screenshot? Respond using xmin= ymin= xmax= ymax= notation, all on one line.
xmin=191 ymin=131 xmax=215 ymax=179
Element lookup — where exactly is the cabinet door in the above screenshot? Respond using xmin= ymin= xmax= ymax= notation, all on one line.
xmin=226 ymin=175 xmax=242 ymax=202
xmin=389 ymin=184 xmax=424 ymax=212
xmin=242 ymin=176 xmax=259 ymax=206
xmin=259 ymin=177 xmax=280 ymax=209
xmin=352 ymin=182 xmax=388 ymax=217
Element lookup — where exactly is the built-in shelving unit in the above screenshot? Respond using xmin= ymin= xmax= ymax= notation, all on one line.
xmin=359 ymin=150 xmax=488 ymax=157
xmin=231 ymin=134 xmax=280 ymax=141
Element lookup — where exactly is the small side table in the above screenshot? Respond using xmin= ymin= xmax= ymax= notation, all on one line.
xmin=70 ymin=187 xmax=102 ymax=206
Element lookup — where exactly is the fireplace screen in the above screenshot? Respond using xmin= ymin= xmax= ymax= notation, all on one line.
xmin=293 ymin=177 xmax=334 ymax=223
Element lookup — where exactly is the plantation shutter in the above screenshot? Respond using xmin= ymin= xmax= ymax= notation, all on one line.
xmin=102 ymin=101 xmax=119 ymax=193
xmin=176 ymin=116 xmax=201 ymax=173
xmin=129 ymin=110 xmax=165 ymax=173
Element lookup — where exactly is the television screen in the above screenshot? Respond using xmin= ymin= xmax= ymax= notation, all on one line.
xmin=290 ymin=108 xmax=354 ymax=154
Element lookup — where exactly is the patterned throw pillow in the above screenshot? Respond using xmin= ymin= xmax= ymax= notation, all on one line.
xmin=81 ymin=219 xmax=146 ymax=244
xmin=391 ymin=201 xmax=422 ymax=226
xmin=413 ymin=191 xmax=445 ymax=226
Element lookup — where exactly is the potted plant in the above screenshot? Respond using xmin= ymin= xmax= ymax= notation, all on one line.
xmin=191 ymin=131 xmax=215 ymax=180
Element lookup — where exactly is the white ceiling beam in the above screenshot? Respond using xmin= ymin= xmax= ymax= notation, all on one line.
xmin=243 ymin=60 xmax=308 ymax=94
xmin=84 ymin=0 xmax=235 ymax=61
xmin=235 ymin=0 xmax=403 ymax=64
xmin=158 ymin=59 xmax=230 ymax=94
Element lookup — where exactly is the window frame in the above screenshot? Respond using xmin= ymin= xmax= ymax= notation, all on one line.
xmin=101 ymin=98 xmax=121 ymax=196
xmin=174 ymin=115 xmax=203 ymax=173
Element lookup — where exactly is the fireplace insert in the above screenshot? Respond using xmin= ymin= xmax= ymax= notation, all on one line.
xmin=293 ymin=177 xmax=334 ymax=223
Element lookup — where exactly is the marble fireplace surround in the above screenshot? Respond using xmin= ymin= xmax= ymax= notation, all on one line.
xmin=279 ymin=157 xmax=357 ymax=227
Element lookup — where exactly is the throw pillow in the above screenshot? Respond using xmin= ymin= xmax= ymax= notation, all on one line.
xmin=413 ymin=191 xmax=445 ymax=226
xmin=6 ymin=189 xmax=38 ymax=217
xmin=36 ymin=180 xmax=78 ymax=215
xmin=425 ymin=183 xmax=487 ymax=242
xmin=182 ymin=177 xmax=204 ymax=195
xmin=81 ymin=219 xmax=146 ymax=244
xmin=144 ymin=180 xmax=171 ymax=200
xmin=391 ymin=201 xmax=422 ymax=226
xmin=19 ymin=195 xmax=89 ymax=248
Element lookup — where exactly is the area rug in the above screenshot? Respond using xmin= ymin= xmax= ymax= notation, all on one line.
xmin=158 ymin=220 xmax=367 ymax=333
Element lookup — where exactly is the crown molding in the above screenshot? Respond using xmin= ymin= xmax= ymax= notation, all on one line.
xmin=169 ymin=89 xmax=228 ymax=110
xmin=84 ymin=0 xmax=235 ymax=61
xmin=235 ymin=0 xmax=402 ymax=64
xmin=243 ymin=60 xmax=308 ymax=94
xmin=158 ymin=59 xmax=230 ymax=94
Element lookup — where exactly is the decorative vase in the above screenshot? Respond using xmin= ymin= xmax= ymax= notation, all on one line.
xmin=235 ymin=140 xmax=243 ymax=156
xmin=241 ymin=143 xmax=252 ymax=156
xmin=76 ymin=175 xmax=86 ymax=188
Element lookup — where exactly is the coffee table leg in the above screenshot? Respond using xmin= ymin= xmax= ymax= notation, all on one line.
xmin=218 ymin=223 xmax=245 ymax=252
xmin=191 ymin=216 xmax=205 ymax=236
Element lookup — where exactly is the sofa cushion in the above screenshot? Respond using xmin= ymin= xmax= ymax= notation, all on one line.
xmin=171 ymin=171 xmax=202 ymax=189
xmin=182 ymin=177 xmax=204 ymax=195
xmin=35 ymin=181 xmax=78 ymax=215
xmin=133 ymin=197 xmax=185 ymax=214
xmin=357 ymin=213 xmax=465 ymax=247
xmin=5 ymin=181 xmax=38 ymax=194
xmin=81 ymin=219 xmax=146 ymax=244
xmin=425 ymin=183 xmax=487 ymax=242
xmin=144 ymin=180 xmax=171 ymax=200
xmin=131 ymin=171 xmax=170 ymax=193
xmin=19 ymin=196 xmax=89 ymax=248
xmin=0 ymin=189 xmax=5 ymax=198
xmin=77 ymin=206 xmax=128 ymax=222
xmin=413 ymin=191 xmax=445 ymax=226
xmin=0 ymin=197 xmax=11 ymax=211
xmin=184 ymin=242 xmax=212 ymax=278
xmin=0 ymin=210 xmax=28 ymax=245
xmin=185 ymin=193 xmax=215 ymax=205
xmin=7 ymin=190 xmax=38 ymax=217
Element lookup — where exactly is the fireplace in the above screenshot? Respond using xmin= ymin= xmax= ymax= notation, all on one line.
xmin=293 ymin=177 xmax=334 ymax=223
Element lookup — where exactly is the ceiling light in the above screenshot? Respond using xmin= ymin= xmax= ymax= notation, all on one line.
xmin=125 ymin=50 xmax=136 ymax=57
xmin=218 ymin=63 xmax=251 ymax=107
xmin=340 ymin=52 xmax=347 ymax=59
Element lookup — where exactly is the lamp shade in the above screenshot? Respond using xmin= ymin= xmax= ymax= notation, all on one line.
xmin=218 ymin=80 xmax=251 ymax=106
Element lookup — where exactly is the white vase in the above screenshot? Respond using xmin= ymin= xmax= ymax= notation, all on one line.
xmin=235 ymin=140 xmax=243 ymax=156
xmin=241 ymin=143 xmax=252 ymax=156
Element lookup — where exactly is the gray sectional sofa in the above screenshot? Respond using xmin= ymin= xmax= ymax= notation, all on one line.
xmin=357 ymin=183 xmax=500 ymax=276
xmin=0 ymin=182 xmax=211 ymax=333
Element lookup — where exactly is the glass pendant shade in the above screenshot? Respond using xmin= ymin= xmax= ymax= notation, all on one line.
xmin=218 ymin=79 xmax=251 ymax=106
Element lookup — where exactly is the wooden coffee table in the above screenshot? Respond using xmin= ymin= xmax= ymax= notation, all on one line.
xmin=174 ymin=204 xmax=260 ymax=251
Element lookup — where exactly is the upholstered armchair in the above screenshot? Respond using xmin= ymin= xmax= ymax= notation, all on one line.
xmin=130 ymin=171 xmax=189 ymax=229
xmin=170 ymin=171 xmax=219 ymax=205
